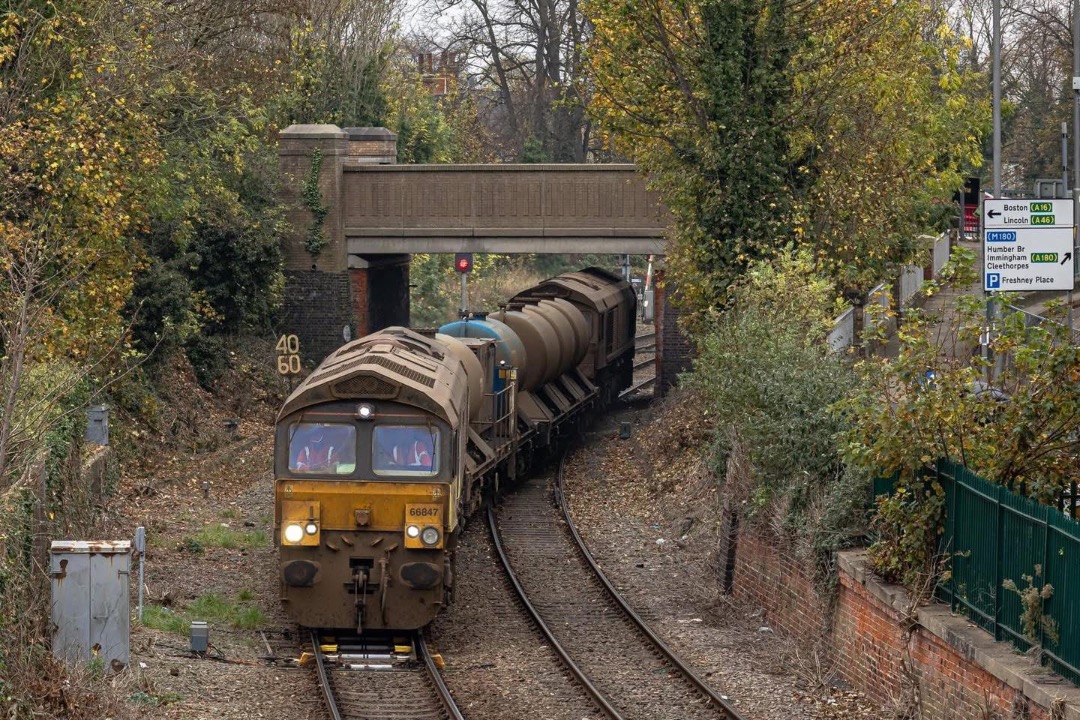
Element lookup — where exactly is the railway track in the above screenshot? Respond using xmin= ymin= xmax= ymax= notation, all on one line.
xmin=310 ymin=630 xmax=464 ymax=720
xmin=623 ymin=330 xmax=656 ymax=398
xmin=488 ymin=464 xmax=747 ymax=720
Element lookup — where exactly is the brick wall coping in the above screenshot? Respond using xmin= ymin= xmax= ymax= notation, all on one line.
xmin=341 ymin=163 xmax=639 ymax=173
xmin=838 ymin=550 xmax=1080 ymax=718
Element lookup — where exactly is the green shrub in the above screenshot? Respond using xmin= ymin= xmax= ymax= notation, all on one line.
xmin=686 ymin=249 xmax=862 ymax=570
xmin=185 ymin=335 xmax=230 ymax=390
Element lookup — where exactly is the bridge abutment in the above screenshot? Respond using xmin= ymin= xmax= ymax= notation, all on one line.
xmin=654 ymin=271 xmax=693 ymax=396
xmin=348 ymin=255 xmax=411 ymax=336
xmin=279 ymin=125 xmax=410 ymax=362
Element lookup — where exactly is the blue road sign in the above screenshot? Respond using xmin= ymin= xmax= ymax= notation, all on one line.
xmin=986 ymin=273 xmax=1001 ymax=289
xmin=986 ymin=231 xmax=1016 ymax=243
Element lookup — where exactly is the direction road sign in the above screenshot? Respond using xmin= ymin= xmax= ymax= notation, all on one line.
xmin=983 ymin=198 xmax=1074 ymax=228
xmin=983 ymin=226 xmax=1074 ymax=291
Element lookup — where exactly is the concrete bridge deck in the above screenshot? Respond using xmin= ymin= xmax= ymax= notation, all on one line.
xmin=342 ymin=163 xmax=666 ymax=255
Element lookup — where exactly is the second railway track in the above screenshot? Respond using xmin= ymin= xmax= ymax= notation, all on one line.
xmin=488 ymin=461 xmax=747 ymax=720
xmin=310 ymin=630 xmax=463 ymax=720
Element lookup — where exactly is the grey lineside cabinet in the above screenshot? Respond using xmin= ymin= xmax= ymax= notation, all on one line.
xmin=49 ymin=540 xmax=131 ymax=671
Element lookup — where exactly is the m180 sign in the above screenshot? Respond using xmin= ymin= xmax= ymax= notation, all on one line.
xmin=983 ymin=199 xmax=1075 ymax=292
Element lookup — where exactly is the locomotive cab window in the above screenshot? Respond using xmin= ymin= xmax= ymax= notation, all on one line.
xmin=372 ymin=425 xmax=439 ymax=477
xmin=288 ymin=422 xmax=357 ymax=474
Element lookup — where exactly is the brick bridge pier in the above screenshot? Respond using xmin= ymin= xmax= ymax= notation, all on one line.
xmin=278 ymin=123 xmax=692 ymax=393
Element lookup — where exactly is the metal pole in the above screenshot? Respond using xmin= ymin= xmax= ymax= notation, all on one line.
xmin=1062 ymin=122 xmax=1069 ymax=196
xmin=987 ymin=0 xmax=1002 ymax=381
xmin=993 ymin=0 xmax=1002 ymax=197
xmin=134 ymin=526 xmax=146 ymax=622
xmin=1074 ymin=0 xmax=1079 ymax=193
xmin=1073 ymin=0 xmax=1079 ymax=336
xmin=460 ymin=273 xmax=468 ymax=317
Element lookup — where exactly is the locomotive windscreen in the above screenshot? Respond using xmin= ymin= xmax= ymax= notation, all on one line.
xmin=288 ymin=422 xmax=357 ymax=474
xmin=372 ymin=425 xmax=439 ymax=477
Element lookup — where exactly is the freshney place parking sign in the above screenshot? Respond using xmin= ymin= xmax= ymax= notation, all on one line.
xmin=983 ymin=199 xmax=1075 ymax=291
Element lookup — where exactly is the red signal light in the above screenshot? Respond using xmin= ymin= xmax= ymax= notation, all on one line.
xmin=454 ymin=253 xmax=473 ymax=273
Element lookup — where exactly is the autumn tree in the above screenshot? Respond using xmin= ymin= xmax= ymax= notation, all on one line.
xmin=587 ymin=0 xmax=987 ymax=320
xmin=419 ymin=0 xmax=593 ymax=161
xmin=790 ymin=1 xmax=988 ymax=299
xmin=587 ymin=0 xmax=799 ymax=321
xmin=0 ymin=1 xmax=163 ymax=484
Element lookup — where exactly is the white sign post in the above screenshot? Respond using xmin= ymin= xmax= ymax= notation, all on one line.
xmin=983 ymin=199 xmax=1076 ymax=291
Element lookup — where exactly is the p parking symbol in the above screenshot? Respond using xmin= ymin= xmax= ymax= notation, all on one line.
xmin=986 ymin=273 xmax=1001 ymax=290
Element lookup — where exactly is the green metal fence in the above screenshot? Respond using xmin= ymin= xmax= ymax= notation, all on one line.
xmin=929 ymin=460 xmax=1080 ymax=684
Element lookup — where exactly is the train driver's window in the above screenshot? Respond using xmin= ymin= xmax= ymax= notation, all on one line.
xmin=288 ymin=422 xmax=357 ymax=474
xmin=372 ymin=425 xmax=439 ymax=477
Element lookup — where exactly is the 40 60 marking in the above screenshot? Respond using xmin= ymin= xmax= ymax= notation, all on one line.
xmin=276 ymin=334 xmax=302 ymax=375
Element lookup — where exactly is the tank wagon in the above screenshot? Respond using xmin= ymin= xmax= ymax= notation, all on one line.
xmin=274 ymin=267 xmax=636 ymax=632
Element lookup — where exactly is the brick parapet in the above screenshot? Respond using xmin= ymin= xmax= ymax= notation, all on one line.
xmin=279 ymin=125 xmax=349 ymax=273
xmin=732 ymin=527 xmax=1079 ymax=718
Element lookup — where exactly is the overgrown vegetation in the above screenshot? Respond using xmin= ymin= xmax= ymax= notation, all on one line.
xmin=410 ymin=253 xmax=642 ymax=327
xmin=686 ymin=250 xmax=868 ymax=581
xmin=840 ymin=250 xmax=1080 ymax=585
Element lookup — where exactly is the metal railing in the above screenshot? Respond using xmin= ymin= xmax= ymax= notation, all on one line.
xmin=885 ymin=462 xmax=1080 ymax=685
xmin=1002 ymin=303 xmax=1080 ymax=347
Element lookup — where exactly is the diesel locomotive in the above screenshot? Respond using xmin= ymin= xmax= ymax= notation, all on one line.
xmin=273 ymin=268 xmax=636 ymax=632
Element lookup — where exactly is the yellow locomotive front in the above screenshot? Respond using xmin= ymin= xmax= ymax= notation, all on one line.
xmin=274 ymin=329 xmax=471 ymax=631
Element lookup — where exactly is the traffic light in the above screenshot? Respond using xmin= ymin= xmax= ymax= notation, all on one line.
xmin=454 ymin=253 xmax=473 ymax=273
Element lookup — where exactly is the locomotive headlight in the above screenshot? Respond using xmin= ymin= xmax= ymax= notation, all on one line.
xmin=421 ymin=526 xmax=440 ymax=546
xmin=406 ymin=525 xmax=420 ymax=538
xmin=284 ymin=524 xmax=304 ymax=544
xmin=356 ymin=403 xmax=375 ymax=420
xmin=305 ymin=522 xmax=318 ymax=535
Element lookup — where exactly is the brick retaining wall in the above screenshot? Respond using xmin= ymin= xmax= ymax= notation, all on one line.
xmin=733 ymin=527 xmax=1079 ymax=718
xmin=283 ymin=269 xmax=354 ymax=364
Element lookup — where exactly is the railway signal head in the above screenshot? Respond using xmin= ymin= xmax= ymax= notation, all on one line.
xmin=454 ymin=253 xmax=473 ymax=273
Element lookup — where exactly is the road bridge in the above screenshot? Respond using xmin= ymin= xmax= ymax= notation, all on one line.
xmin=278 ymin=124 xmax=687 ymax=391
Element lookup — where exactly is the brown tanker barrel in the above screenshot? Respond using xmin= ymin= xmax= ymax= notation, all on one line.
xmin=522 ymin=304 xmax=571 ymax=383
xmin=491 ymin=309 xmax=550 ymax=391
xmin=544 ymin=298 xmax=588 ymax=367
xmin=435 ymin=333 xmax=484 ymax=419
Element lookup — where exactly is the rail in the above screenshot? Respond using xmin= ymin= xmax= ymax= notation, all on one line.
xmin=310 ymin=629 xmax=464 ymax=720
xmin=418 ymin=634 xmax=466 ymax=720
xmin=619 ymin=376 xmax=655 ymax=398
xmin=312 ymin=629 xmax=343 ymax=720
xmin=486 ymin=504 xmax=624 ymax=719
xmin=554 ymin=460 xmax=748 ymax=720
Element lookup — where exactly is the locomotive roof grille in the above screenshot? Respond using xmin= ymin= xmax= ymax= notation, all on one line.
xmin=332 ymin=375 xmax=398 ymax=399
xmin=307 ymin=356 xmax=369 ymax=385
xmin=305 ymin=353 xmax=436 ymax=390
xmin=364 ymin=354 xmax=436 ymax=387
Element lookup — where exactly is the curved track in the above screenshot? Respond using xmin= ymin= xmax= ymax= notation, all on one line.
xmin=488 ymin=463 xmax=747 ymax=720
xmin=312 ymin=630 xmax=464 ymax=720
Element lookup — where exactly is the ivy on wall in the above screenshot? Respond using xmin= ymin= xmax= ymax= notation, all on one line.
xmin=303 ymin=148 xmax=329 ymax=257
